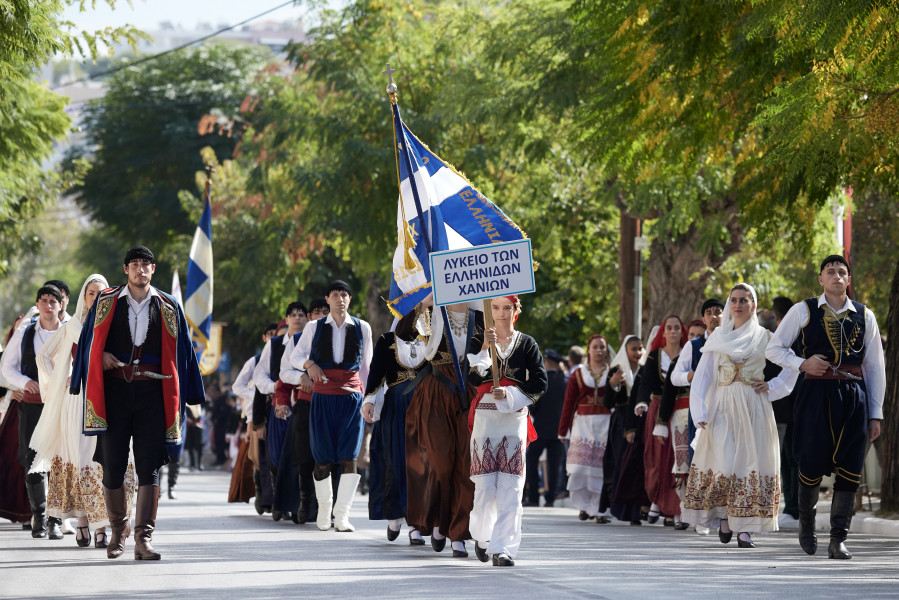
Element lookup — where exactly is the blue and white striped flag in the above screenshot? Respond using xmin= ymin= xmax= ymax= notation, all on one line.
xmin=171 ymin=268 xmax=184 ymax=307
xmin=387 ymin=119 xmax=527 ymax=317
xmin=184 ymin=197 xmax=213 ymax=360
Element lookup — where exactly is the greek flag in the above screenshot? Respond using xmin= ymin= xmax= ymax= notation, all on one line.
xmin=171 ymin=268 xmax=184 ymax=307
xmin=387 ymin=119 xmax=527 ymax=317
xmin=184 ymin=197 xmax=213 ymax=360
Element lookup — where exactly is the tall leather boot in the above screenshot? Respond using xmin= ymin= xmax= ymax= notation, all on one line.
xmin=134 ymin=485 xmax=161 ymax=560
xmin=828 ymin=490 xmax=855 ymax=560
xmin=167 ymin=459 xmax=180 ymax=500
xmin=103 ymin=485 xmax=131 ymax=559
xmin=270 ymin=466 xmax=283 ymax=521
xmin=313 ymin=476 xmax=333 ymax=531
xmin=297 ymin=476 xmax=315 ymax=524
xmin=253 ymin=469 xmax=265 ymax=515
xmin=25 ymin=476 xmax=48 ymax=538
xmin=332 ymin=473 xmax=361 ymax=532
xmin=797 ymin=483 xmax=819 ymax=555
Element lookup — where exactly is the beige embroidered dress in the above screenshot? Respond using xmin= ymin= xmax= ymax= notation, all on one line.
xmin=30 ymin=278 xmax=136 ymax=527
xmin=681 ymin=329 xmax=796 ymax=533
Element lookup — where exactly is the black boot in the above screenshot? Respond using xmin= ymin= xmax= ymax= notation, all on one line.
xmin=828 ymin=490 xmax=855 ymax=560
xmin=25 ymin=477 xmax=48 ymax=538
xmin=270 ymin=467 xmax=282 ymax=521
xmin=297 ymin=476 xmax=315 ymax=524
xmin=797 ymin=483 xmax=819 ymax=555
xmin=167 ymin=459 xmax=180 ymax=500
xmin=47 ymin=517 xmax=64 ymax=540
xmin=253 ymin=469 xmax=265 ymax=515
xmin=358 ymin=467 xmax=369 ymax=495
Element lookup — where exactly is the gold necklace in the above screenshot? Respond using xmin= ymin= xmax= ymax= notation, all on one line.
xmin=497 ymin=330 xmax=515 ymax=351
xmin=447 ymin=310 xmax=469 ymax=337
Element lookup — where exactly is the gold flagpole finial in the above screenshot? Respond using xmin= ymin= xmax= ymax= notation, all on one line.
xmin=383 ymin=63 xmax=397 ymax=104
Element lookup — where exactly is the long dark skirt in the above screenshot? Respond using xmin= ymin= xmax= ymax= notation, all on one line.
xmin=405 ymin=365 xmax=475 ymax=540
xmin=606 ymin=408 xmax=643 ymax=521
xmin=369 ymin=385 xmax=415 ymax=521
xmin=228 ymin=434 xmax=255 ymax=503
xmin=613 ymin=412 xmax=650 ymax=508
xmin=273 ymin=412 xmax=300 ymax=514
xmin=0 ymin=399 xmax=30 ymax=522
xmin=643 ymin=398 xmax=679 ymax=515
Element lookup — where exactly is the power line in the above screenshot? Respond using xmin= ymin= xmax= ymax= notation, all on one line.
xmin=51 ymin=0 xmax=298 ymax=91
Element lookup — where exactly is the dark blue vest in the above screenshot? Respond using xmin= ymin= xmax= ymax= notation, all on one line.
xmin=20 ymin=323 xmax=39 ymax=382
xmin=311 ymin=316 xmax=362 ymax=370
xmin=690 ymin=336 xmax=705 ymax=370
xmin=799 ymin=298 xmax=866 ymax=366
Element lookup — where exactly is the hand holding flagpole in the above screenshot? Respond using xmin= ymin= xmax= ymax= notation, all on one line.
xmin=482 ymin=299 xmax=501 ymax=389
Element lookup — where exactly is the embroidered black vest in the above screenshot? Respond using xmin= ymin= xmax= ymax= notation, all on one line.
xmin=311 ymin=317 xmax=362 ymax=370
xmin=269 ymin=335 xmax=286 ymax=379
xmin=800 ymin=298 xmax=866 ymax=366
xmin=104 ymin=296 xmax=162 ymax=365
xmin=20 ymin=323 xmax=39 ymax=382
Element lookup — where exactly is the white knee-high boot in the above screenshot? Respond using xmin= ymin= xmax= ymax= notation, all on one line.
xmin=333 ymin=474 xmax=361 ymax=532
xmin=313 ymin=476 xmax=333 ymax=531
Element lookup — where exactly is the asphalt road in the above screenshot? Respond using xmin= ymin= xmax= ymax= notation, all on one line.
xmin=2 ymin=469 xmax=897 ymax=599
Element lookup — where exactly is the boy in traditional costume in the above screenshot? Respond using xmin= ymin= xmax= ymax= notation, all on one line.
xmin=766 ymin=255 xmax=885 ymax=559
xmin=70 ymin=246 xmax=205 ymax=560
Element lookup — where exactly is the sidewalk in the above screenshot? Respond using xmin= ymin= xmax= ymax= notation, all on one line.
xmin=811 ymin=495 xmax=899 ymax=537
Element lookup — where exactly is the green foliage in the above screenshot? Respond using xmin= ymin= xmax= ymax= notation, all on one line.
xmin=0 ymin=0 xmax=145 ymax=280
xmin=71 ymin=42 xmax=274 ymax=275
xmin=225 ymin=0 xmax=625 ymax=348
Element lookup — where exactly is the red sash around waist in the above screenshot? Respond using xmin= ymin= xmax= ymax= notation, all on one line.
xmin=313 ymin=368 xmax=362 ymax=396
xmin=674 ymin=395 xmax=690 ymax=411
xmin=22 ymin=391 xmax=43 ymax=404
xmin=468 ymin=378 xmax=537 ymax=446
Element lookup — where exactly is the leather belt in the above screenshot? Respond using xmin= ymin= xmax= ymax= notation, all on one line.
xmin=106 ymin=365 xmax=165 ymax=382
xmin=805 ymin=364 xmax=863 ymax=381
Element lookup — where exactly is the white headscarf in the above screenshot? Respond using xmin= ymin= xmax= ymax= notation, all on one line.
xmin=76 ymin=274 xmax=109 ymax=323
xmin=30 ymin=274 xmax=108 ymax=472
xmin=700 ymin=283 xmax=767 ymax=361
xmin=610 ymin=334 xmax=644 ymax=393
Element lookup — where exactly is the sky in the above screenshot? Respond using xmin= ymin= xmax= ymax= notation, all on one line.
xmin=62 ymin=0 xmax=319 ymax=39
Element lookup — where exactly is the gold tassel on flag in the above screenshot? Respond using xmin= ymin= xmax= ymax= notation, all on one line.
xmin=402 ymin=220 xmax=418 ymax=271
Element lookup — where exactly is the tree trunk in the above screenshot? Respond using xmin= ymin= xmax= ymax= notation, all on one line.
xmin=646 ymin=210 xmax=742 ymax=331
xmin=364 ymin=272 xmax=394 ymax=340
xmin=879 ymin=256 xmax=899 ymax=511
xmin=618 ymin=212 xmax=638 ymax=345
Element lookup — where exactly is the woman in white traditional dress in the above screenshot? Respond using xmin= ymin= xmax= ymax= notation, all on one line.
xmin=467 ymin=295 xmax=547 ymax=566
xmin=558 ymin=334 xmax=618 ymax=522
xmin=30 ymin=274 xmax=137 ymax=548
xmin=681 ymin=283 xmax=798 ymax=548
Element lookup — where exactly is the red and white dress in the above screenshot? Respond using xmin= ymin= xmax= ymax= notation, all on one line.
xmin=558 ymin=366 xmax=611 ymax=516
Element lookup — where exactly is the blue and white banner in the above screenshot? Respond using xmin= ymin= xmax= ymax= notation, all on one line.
xmin=387 ymin=116 xmax=527 ymax=317
xmin=184 ymin=197 xmax=213 ymax=361
xmin=171 ymin=268 xmax=184 ymax=308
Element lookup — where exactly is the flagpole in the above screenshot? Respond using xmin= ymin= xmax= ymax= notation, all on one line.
xmin=384 ymin=64 xmax=467 ymax=395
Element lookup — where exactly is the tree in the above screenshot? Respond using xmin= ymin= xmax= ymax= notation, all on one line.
xmin=0 ymin=0 xmax=143 ymax=277
xmin=70 ymin=42 xmax=274 ymax=285
xmin=560 ymin=0 xmax=899 ymax=503
xmin=233 ymin=0 xmax=625 ymax=347
xmin=884 ymin=258 xmax=899 ymax=512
